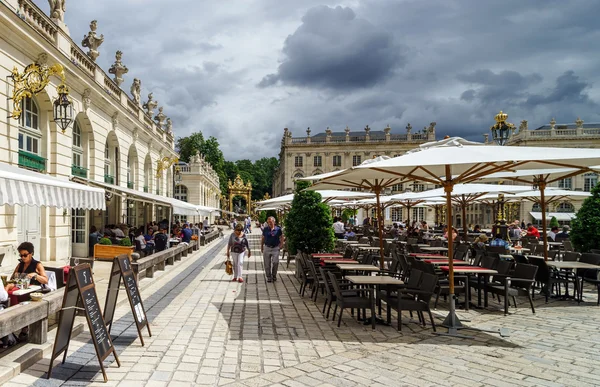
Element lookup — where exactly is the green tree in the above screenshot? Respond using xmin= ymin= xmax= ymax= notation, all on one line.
xmin=549 ymin=216 xmax=559 ymax=228
xmin=341 ymin=208 xmax=357 ymax=224
xmin=176 ymin=132 xmax=204 ymax=163
xmin=570 ymin=184 xmax=600 ymax=252
xmin=284 ymin=181 xmax=334 ymax=255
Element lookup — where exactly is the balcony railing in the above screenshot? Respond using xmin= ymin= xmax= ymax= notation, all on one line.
xmin=18 ymin=150 xmax=46 ymax=172
xmin=71 ymin=165 xmax=88 ymax=178
xmin=104 ymin=174 xmax=114 ymax=184
xmin=127 ymin=181 xmax=134 ymax=189
xmin=143 ymin=186 xmax=149 ymax=193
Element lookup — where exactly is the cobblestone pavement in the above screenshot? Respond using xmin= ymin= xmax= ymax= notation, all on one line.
xmin=4 ymin=233 xmax=600 ymax=387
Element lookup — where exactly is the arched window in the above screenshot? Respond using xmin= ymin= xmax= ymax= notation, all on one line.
xmin=556 ymin=202 xmax=574 ymax=213
xmin=293 ymin=172 xmax=304 ymax=179
xmin=18 ymin=97 xmax=40 ymax=155
xmin=532 ymin=203 xmax=549 ymax=212
xmin=174 ymin=185 xmax=188 ymax=202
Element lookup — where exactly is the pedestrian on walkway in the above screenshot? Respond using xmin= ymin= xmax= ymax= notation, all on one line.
xmin=227 ymin=223 xmax=250 ymax=283
xmin=261 ymin=216 xmax=283 ymax=283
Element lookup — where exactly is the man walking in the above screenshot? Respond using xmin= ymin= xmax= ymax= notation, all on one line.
xmin=261 ymin=216 xmax=283 ymax=283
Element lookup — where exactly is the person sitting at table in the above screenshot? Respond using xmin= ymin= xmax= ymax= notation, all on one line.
xmin=474 ymin=234 xmax=488 ymax=249
xmin=526 ymin=223 xmax=541 ymax=238
xmin=144 ymin=228 xmax=156 ymax=248
xmin=421 ymin=221 xmax=429 ymax=232
xmin=489 ymin=234 xmax=510 ymax=252
xmin=390 ymin=223 xmax=399 ymax=238
xmin=111 ymin=224 xmax=125 ymax=239
xmin=181 ymin=223 xmax=193 ymax=245
xmin=135 ymin=229 xmax=154 ymax=255
xmin=154 ymin=227 xmax=168 ymax=252
xmin=342 ymin=227 xmax=355 ymax=238
xmin=443 ymin=226 xmax=458 ymax=240
xmin=547 ymin=226 xmax=560 ymax=241
xmin=473 ymin=224 xmax=482 ymax=233
xmin=556 ymin=226 xmax=570 ymax=239
xmin=10 ymin=242 xmax=48 ymax=342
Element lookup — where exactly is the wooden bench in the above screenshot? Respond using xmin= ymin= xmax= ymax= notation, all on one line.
xmin=201 ymin=230 xmax=220 ymax=246
xmin=0 ymin=290 xmax=63 ymax=345
xmin=131 ymin=241 xmax=196 ymax=281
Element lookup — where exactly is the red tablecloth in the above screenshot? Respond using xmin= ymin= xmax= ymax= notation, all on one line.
xmin=7 ymin=287 xmax=29 ymax=306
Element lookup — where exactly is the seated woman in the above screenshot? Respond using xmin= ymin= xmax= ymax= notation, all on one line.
xmin=474 ymin=234 xmax=488 ymax=249
xmin=8 ymin=242 xmax=49 ymax=342
xmin=144 ymin=228 xmax=156 ymax=249
xmin=135 ymin=230 xmax=154 ymax=255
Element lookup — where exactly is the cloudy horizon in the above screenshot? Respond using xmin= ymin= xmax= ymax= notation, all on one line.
xmin=35 ymin=0 xmax=600 ymax=160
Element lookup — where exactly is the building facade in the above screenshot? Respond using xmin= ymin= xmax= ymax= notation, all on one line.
xmin=175 ymin=153 xmax=221 ymax=221
xmin=273 ymin=124 xmax=437 ymax=196
xmin=0 ymin=0 xmax=219 ymax=267
xmin=460 ymin=118 xmax=600 ymax=228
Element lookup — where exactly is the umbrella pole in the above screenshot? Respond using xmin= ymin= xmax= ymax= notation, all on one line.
xmin=375 ymin=188 xmax=385 ymax=269
xmin=440 ymin=177 xmax=466 ymax=335
xmin=539 ymin=181 xmax=549 ymax=261
xmin=462 ymin=196 xmax=468 ymax=242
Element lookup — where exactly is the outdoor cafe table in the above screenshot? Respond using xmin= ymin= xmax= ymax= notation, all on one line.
xmin=336 ymin=264 xmax=380 ymax=274
xmin=510 ymin=247 xmax=530 ymax=253
xmin=320 ymin=258 xmax=358 ymax=266
xmin=345 ymin=275 xmax=405 ymax=329
xmin=339 ymin=240 xmax=359 ymax=244
xmin=440 ymin=266 xmax=498 ymax=308
xmin=8 ymin=285 xmax=42 ymax=306
xmin=547 ymin=261 xmax=600 ymax=270
xmin=311 ymin=253 xmax=343 ymax=258
xmin=540 ymin=241 xmax=564 ymax=247
xmin=357 ymin=246 xmax=381 ymax=251
xmin=423 ymin=259 xmax=471 ymax=266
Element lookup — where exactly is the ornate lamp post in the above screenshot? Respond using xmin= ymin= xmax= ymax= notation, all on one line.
xmin=490 ymin=111 xmax=516 ymax=240
xmin=490 ymin=111 xmax=515 ymax=146
xmin=9 ymin=61 xmax=74 ymax=133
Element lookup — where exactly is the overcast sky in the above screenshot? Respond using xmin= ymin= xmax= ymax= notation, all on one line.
xmin=36 ymin=0 xmax=600 ymax=160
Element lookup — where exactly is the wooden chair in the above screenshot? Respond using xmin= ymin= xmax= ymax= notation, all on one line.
xmin=386 ymin=271 xmax=438 ymax=331
xmin=327 ymin=271 xmax=373 ymax=328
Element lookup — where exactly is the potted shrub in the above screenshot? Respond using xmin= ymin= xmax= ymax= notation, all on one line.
xmin=94 ymin=236 xmax=134 ymax=261
xmin=571 ymin=184 xmax=600 ymax=252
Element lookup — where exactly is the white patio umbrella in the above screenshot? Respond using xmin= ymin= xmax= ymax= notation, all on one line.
xmin=401 ymin=183 xmax=541 ymax=240
xmin=303 ymin=156 xmax=407 ymax=269
xmin=314 ymin=138 xmax=600 ymax=334
xmin=479 ymin=168 xmax=596 ymax=260
xmin=255 ymin=190 xmax=375 ymax=208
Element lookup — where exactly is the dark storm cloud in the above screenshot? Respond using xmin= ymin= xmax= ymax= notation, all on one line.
xmin=457 ymin=69 xmax=543 ymax=106
xmin=258 ymin=5 xmax=405 ymax=90
xmin=526 ymin=71 xmax=596 ymax=107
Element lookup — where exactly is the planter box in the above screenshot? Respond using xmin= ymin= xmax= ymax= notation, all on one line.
xmin=94 ymin=244 xmax=134 ymax=261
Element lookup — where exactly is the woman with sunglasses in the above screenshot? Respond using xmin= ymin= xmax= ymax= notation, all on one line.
xmin=11 ymin=242 xmax=48 ymax=287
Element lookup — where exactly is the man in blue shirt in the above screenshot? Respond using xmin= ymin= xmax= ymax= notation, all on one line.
xmin=181 ymin=223 xmax=193 ymax=244
xmin=261 ymin=216 xmax=283 ymax=283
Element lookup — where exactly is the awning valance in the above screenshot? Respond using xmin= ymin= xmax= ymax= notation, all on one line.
xmin=75 ymin=178 xmax=198 ymax=216
xmin=529 ymin=212 xmax=576 ymax=221
xmin=0 ymin=162 xmax=105 ymax=210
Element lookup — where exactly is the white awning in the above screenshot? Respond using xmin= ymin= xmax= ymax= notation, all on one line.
xmin=75 ymin=178 xmax=198 ymax=216
xmin=0 ymin=162 xmax=105 ymax=210
xmin=529 ymin=212 xmax=576 ymax=221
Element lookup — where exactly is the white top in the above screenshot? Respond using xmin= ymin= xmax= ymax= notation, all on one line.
xmin=135 ymin=235 xmax=146 ymax=249
xmin=333 ymin=221 xmax=345 ymax=234
xmin=0 ymin=285 xmax=7 ymax=303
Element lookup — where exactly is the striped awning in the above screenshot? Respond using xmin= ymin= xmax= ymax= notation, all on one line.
xmin=0 ymin=162 xmax=105 ymax=210
xmin=529 ymin=212 xmax=576 ymax=221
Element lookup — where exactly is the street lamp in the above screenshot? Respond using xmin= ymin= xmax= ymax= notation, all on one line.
xmin=10 ymin=61 xmax=73 ymax=132
xmin=490 ymin=111 xmax=515 ymax=146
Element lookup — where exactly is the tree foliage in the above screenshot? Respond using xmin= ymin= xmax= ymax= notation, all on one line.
xmin=570 ymin=183 xmax=600 ymax=252
xmin=176 ymin=132 xmax=279 ymax=203
xmin=549 ymin=216 xmax=559 ymax=228
xmin=284 ymin=182 xmax=335 ymax=255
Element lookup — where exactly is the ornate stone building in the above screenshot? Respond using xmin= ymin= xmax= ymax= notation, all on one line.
xmin=175 ymin=153 xmax=221 ymax=220
xmin=273 ymin=124 xmax=437 ymax=196
xmin=0 ymin=0 xmax=189 ymax=265
xmin=462 ymin=118 xmax=600 ymax=228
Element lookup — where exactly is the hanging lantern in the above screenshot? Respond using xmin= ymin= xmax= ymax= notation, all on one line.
xmin=53 ymin=83 xmax=73 ymax=133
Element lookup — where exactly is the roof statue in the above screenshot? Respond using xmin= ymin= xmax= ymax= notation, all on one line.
xmin=48 ymin=0 xmax=66 ymax=22
xmin=142 ymin=93 xmax=157 ymax=116
xmin=108 ymin=50 xmax=128 ymax=86
xmin=81 ymin=20 xmax=104 ymax=61
xmin=130 ymin=78 xmax=141 ymax=105
xmin=154 ymin=106 xmax=166 ymax=127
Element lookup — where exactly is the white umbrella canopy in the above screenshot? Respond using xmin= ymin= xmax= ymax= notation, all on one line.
xmin=255 ymin=190 xmax=374 ymax=207
xmin=319 ymin=138 xmax=600 ymax=335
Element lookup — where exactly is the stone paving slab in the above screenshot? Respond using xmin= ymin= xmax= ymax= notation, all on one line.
xmin=4 ymin=232 xmax=600 ymax=386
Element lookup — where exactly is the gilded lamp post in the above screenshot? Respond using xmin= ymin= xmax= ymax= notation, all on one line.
xmin=490 ymin=111 xmax=515 ymax=240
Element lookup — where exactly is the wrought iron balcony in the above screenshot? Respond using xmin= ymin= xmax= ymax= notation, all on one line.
xmin=71 ymin=165 xmax=88 ymax=178
xmin=18 ymin=150 xmax=46 ymax=172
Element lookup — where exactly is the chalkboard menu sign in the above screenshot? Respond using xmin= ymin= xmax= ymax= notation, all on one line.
xmin=104 ymin=255 xmax=151 ymax=346
xmin=48 ymin=264 xmax=120 ymax=382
